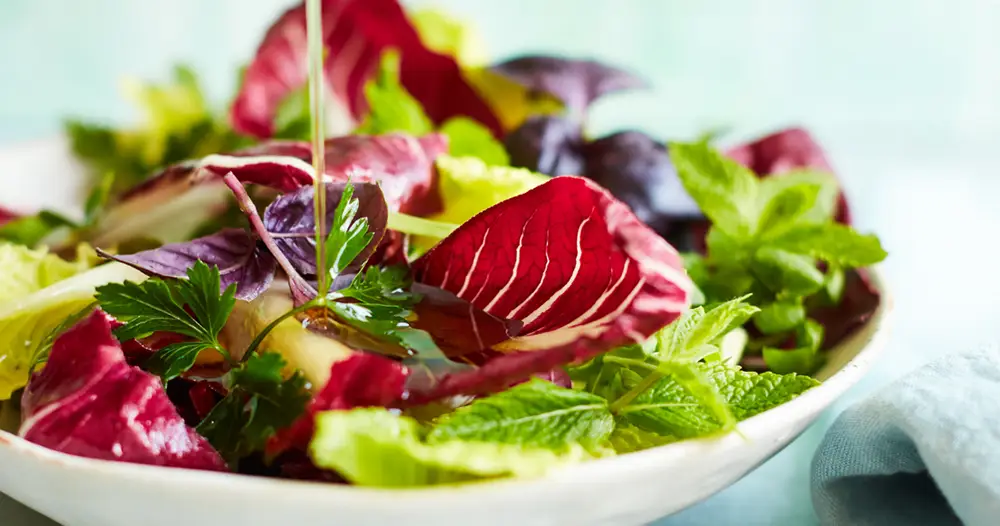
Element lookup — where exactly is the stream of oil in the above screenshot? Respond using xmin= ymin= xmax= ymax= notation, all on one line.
xmin=305 ymin=0 xmax=328 ymax=296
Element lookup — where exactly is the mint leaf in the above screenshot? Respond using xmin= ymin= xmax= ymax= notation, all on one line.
xmin=309 ymin=408 xmax=598 ymax=487
xmin=763 ymin=318 xmax=824 ymax=374
xmin=754 ymin=298 xmax=806 ymax=335
xmin=427 ymin=379 xmax=614 ymax=451
xmin=750 ymin=247 xmax=825 ymax=296
xmin=656 ymin=296 xmax=759 ymax=363
xmin=439 ymin=118 xmax=510 ymax=166
xmin=321 ymin=183 xmax=375 ymax=294
xmin=197 ymin=352 xmax=310 ymax=465
xmin=670 ymin=141 xmax=759 ymax=239
xmin=755 ymin=181 xmax=822 ymax=239
xmin=95 ymin=261 xmax=236 ymax=381
xmin=607 ymin=421 xmax=677 ymax=453
xmin=355 ymin=51 xmax=434 ymax=136
xmin=757 ymin=169 xmax=839 ymax=226
xmin=771 ymin=223 xmax=887 ymax=267
xmin=619 ymin=362 xmax=818 ymax=438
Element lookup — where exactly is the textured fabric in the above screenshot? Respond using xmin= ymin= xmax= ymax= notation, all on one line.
xmin=812 ymin=347 xmax=1000 ymax=526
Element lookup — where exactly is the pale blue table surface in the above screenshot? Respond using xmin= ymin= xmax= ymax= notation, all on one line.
xmin=3 ymin=1 xmax=1000 ymax=524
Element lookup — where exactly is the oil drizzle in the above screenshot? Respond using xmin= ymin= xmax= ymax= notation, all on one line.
xmin=305 ymin=0 xmax=329 ymax=297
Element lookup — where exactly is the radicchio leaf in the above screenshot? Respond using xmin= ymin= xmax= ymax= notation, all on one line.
xmin=409 ymin=176 xmax=693 ymax=400
xmin=505 ymin=115 xmax=584 ymax=176
xmin=100 ymin=229 xmax=276 ymax=301
xmin=262 ymin=182 xmax=388 ymax=277
xmin=809 ymin=269 xmax=880 ymax=349
xmin=0 ymin=206 xmax=18 ymax=225
xmin=19 ymin=311 xmax=227 ymax=471
xmin=230 ymin=0 xmax=502 ymax=139
xmin=324 ymin=133 xmax=447 ymax=215
xmin=266 ymin=353 xmax=407 ymax=457
xmin=490 ymin=55 xmax=648 ymax=115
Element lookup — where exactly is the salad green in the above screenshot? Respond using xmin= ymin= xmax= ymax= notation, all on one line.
xmin=0 ymin=0 xmax=885 ymax=488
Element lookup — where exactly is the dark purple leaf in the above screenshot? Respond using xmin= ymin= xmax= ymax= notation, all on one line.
xmin=262 ymin=183 xmax=388 ymax=278
xmin=504 ymin=115 xmax=584 ymax=176
xmin=230 ymin=0 xmax=502 ymax=139
xmin=100 ymin=229 xmax=277 ymax=301
xmin=409 ymin=176 xmax=693 ymax=400
xmin=491 ymin=55 xmax=648 ymax=114
xmin=584 ymin=131 xmax=701 ymax=235
xmin=19 ymin=310 xmax=227 ymax=471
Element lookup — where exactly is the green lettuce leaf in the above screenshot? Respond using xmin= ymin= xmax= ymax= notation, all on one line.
xmin=439 ymin=117 xmax=510 ymax=165
xmin=427 ymin=379 xmax=614 ymax=452
xmin=309 ymin=408 xmax=596 ymax=487
xmin=355 ymin=51 xmax=434 ymax=136
xmin=0 ymin=243 xmax=91 ymax=303
xmin=429 ymin=155 xmax=547 ymax=225
xmin=0 ymin=250 xmax=145 ymax=399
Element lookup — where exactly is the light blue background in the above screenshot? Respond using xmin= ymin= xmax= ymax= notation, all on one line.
xmin=3 ymin=1 xmax=1000 ymax=524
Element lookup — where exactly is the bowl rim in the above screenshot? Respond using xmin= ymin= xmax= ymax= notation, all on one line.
xmin=0 ymin=267 xmax=893 ymax=502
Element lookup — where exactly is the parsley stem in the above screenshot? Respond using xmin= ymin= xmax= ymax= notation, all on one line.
xmin=242 ymin=300 xmax=319 ymax=362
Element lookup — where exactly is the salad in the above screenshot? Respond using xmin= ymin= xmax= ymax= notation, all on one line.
xmin=0 ymin=0 xmax=886 ymax=487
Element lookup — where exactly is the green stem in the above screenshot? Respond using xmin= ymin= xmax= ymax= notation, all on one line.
xmin=608 ymin=367 xmax=666 ymax=414
xmin=387 ymin=212 xmax=458 ymax=239
xmin=241 ymin=300 xmax=319 ymax=362
xmin=306 ymin=0 xmax=328 ymax=296
xmin=602 ymin=356 xmax=658 ymax=371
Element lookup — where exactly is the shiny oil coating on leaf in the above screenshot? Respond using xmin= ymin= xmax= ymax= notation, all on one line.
xmin=427 ymin=379 xmax=613 ymax=451
xmin=19 ymin=311 xmax=226 ymax=471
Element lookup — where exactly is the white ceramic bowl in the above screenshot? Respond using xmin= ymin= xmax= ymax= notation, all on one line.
xmin=0 ymin=139 xmax=892 ymax=526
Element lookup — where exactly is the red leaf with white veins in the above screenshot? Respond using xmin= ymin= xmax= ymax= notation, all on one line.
xmin=409 ymin=176 xmax=693 ymax=400
xmin=231 ymin=0 xmax=502 ymax=139
xmin=20 ymin=311 xmax=227 ymax=471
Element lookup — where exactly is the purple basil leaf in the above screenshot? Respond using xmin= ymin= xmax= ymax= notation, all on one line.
xmin=583 ymin=131 xmax=701 ymax=237
xmin=505 ymin=115 xmax=585 ymax=176
xmin=491 ymin=55 xmax=648 ymax=113
xmin=100 ymin=229 xmax=276 ymax=301
xmin=262 ymin=182 xmax=389 ymax=278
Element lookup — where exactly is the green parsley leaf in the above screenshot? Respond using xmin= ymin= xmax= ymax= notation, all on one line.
xmin=322 ymin=184 xmax=375 ymax=287
xmin=427 ymin=379 xmax=614 ymax=452
xmin=771 ymin=223 xmax=888 ymax=268
xmin=355 ymin=51 xmax=434 ymax=136
xmin=619 ymin=361 xmax=819 ymax=438
xmin=309 ymin=408 xmax=598 ymax=487
xmin=336 ymin=266 xmax=417 ymax=320
xmin=197 ymin=352 xmax=310 ymax=466
xmin=95 ymin=261 xmax=236 ymax=382
xmin=439 ymin=117 xmax=510 ymax=165
xmin=670 ymin=141 xmax=760 ymax=239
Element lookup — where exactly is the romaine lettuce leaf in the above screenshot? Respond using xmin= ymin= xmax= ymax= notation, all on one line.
xmin=0 ymin=249 xmax=145 ymax=400
xmin=309 ymin=408 xmax=595 ymax=487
